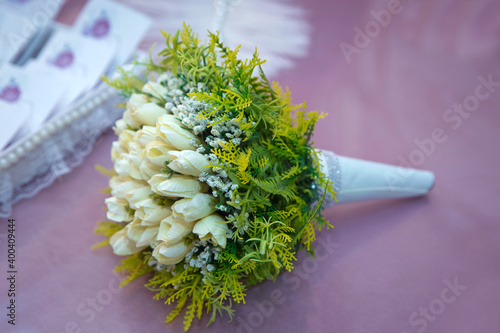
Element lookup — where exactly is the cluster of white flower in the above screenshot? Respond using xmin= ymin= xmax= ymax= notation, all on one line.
xmin=106 ymin=75 xmax=232 ymax=269
xmin=203 ymin=119 xmax=246 ymax=149
xmin=184 ymin=242 xmax=220 ymax=273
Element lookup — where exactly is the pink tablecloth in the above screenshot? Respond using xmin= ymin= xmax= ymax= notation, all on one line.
xmin=4 ymin=0 xmax=500 ymax=332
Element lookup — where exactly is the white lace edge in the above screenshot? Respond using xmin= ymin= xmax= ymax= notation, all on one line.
xmin=316 ymin=149 xmax=341 ymax=209
xmin=0 ymin=83 xmax=122 ymax=217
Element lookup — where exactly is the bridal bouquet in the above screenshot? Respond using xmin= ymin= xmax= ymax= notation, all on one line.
xmin=95 ymin=25 xmax=335 ymax=330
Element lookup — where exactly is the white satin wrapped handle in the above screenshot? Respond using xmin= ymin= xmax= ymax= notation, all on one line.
xmin=318 ymin=150 xmax=435 ymax=206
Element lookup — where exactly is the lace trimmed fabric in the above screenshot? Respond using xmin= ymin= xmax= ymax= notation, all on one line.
xmin=0 ymin=83 xmax=122 ymax=218
xmin=317 ymin=149 xmax=341 ymax=208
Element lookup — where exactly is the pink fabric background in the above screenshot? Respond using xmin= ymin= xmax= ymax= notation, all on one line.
xmin=3 ymin=0 xmax=500 ymax=332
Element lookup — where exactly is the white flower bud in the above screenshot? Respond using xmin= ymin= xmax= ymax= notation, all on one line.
xmin=113 ymin=155 xmax=134 ymax=179
xmin=127 ymin=141 xmax=143 ymax=156
xmin=127 ymin=93 xmax=149 ymax=112
xmin=148 ymin=174 xmax=209 ymax=198
xmin=118 ymin=129 xmax=135 ymax=147
xmin=152 ymin=240 xmax=194 ymax=265
xmin=123 ymin=94 xmax=149 ymax=129
xmin=113 ymin=119 xmax=127 ymax=135
xmin=105 ymin=197 xmax=133 ymax=222
xmin=125 ymin=185 xmax=154 ymax=209
xmin=156 ymin=114 xmax=200 ymax=151
xmin=114 ymin=142 xmax=143 ymax=180
xmin=123 ymin=110 xmax=141 ymax=129
xmin=130 ymin=103 xmax=166 ymax=127
xmin=193 ymin=214 xmax=228 ymax=248
xmin=139 ymin=158 xmax=163 ymax=181
xmin=127 ymin=217 xmax=159 ymax=248
xmin=134 ymin=198 xmax=172 ymax=226
xmin=110 ymin=227 xmax=147 ymax=256
xmin=134 ymin=126 xmax=156 ymax=148
xmin=109 ymin=176 xmax=146 ymax=200
xmin=156 ymin=216 xmax=196 ymax=245
xmin=111 ymin=141 xmax=127 ymax=161
xmin=143 ymin=82 xmax=168 ymax=101
xmin=167 ymin=150 xmax=210 ymax=177
xmin=171 ymin=193 xmax=217 ymax=222
xmin=114 ymin=153 xmax=142 ymax=180
xmin=143 ymin=141 xmax=175 ymax=167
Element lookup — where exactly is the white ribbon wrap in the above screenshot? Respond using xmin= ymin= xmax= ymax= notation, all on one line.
xmin=318 ymin=150 xmax=435 ymax=207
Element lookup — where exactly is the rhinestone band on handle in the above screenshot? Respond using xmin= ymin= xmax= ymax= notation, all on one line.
xmin=318 ymin=150 xmax=435 ymax=207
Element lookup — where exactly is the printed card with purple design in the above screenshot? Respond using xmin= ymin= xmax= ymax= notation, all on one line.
xmin=73 ymin=0 xmax=152 ymax=70
xmin=0 ymin=0 xmax=63 ymax=65
xmin=0 ymin=99 xmax=30 ymax=150
xmin=0 ymin=9 xmax=32 ymax=66
xmin=35 ymin=29 xmax=117 ymax=106
xmin=0 ymin=63 xmax=62 ymax=139
xmin=0 ymin=0 xmax=62 ymax=19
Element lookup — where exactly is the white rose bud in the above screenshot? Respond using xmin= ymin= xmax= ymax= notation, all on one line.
xmin=109 ymin=176 xmax=146 ymax=200
xmin=156 ymin=216 xmax=196 ymax=245
xmin=133 ymin=226 xmax=158 ymax=248
xmin=114 ymin=153 xmax=142 ymax=180
xmin=156 ymin=114 xmax=200 ymax=151
xmin=193 ymin=214 xmax=228 ymax=248
xmin=114 ymin=141 xmax=142 ymax=178
xmin=134 ymin=198 xmax=172 ymax=226
xmin=134 ymin=126 xmax=156 ymax=148
xmin=123 ymin=94 xmax=149 ymax=129
xmin=127 ymin=93 xmax=149 ymax=112
xmin=149 ymin=174 xmax=209 ymax=198
xmin=143 ymin=82 xmax=168 ymax=101
xmin=113 ymin=118 xmax=127 ymax=135
xmin=130 ymin=103 xmax=166 ymax=127
xmin=152 ymin=240 xmax=194 ymax=265
xmin=143 ymin=141 xmax=175 ymax=167
xmin=139 ymin=159 xmax=163 ymax=181
xmin=171 ymin=193 xmax=217 ymax=222
xmin=118 ymin=129 xmax=135 ymax=146
xmin=128 ymin=141 xmax=143 ymax=156
xmin=114 ymin=154 xmax=140 ymax=179
xmin=167 ymin=150 xmax=210 ymax=176
xmin=114 ymin=156 xmax=129 ymax=177
xmin=123 ymin=110 xmax=141 ymax=129
xmin=116 ymin=142 xmax=143 ymax=180
xmin=111 ymin=141 xmax=127 ymax=161
xmin=149 ymin=238 xmax=162 ymax=249
xmin=127 ymin=217 xmax=159 ymax=248
xmin=111 ymin=129 xmax=135 ymax=160
xmin=105 ymin=197 xmax=133 ymax=222
xmin=110 ymin=227 xmax=148 ymax=256
xmin=126 ymin=185 xmax=154 ymax=209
